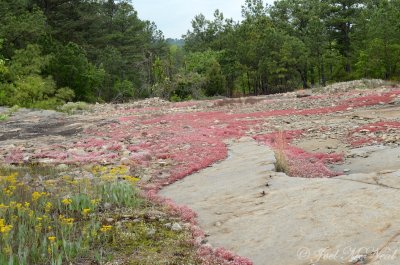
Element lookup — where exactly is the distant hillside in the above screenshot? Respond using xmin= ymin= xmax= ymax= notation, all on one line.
xmin=166 ymin=38 xmax=185 ymax=47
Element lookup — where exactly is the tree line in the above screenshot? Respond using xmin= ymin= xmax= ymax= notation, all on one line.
xmin=1 ymin=0 xmax=400 ymax=108
xmin=0 ymin=0 xmax=166 ymax=108
xmin=171 ymin=0 xmax=400 ymax=98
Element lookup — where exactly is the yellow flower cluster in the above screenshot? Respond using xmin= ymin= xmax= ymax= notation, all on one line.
xmin=32 ymin=191 xmax=48 ymax=202
xmin=109 ymin=166 xmax=128 ymax=175
xmin=3 ymin=185 xmax=16 ymax=197
xmin=0 ymin=173 xmax=18 ymax=184
xmin=59 ymin=215 xmax=74 ymax=226
xmin=0 ymin=174 xmax=21 ymax=197
xmin=0 ymin=219 xmax=13 ymax=234
xmin=124 ymin=176 xmax=140 ymax=185
xmin=93 ymin=165 xmax=137 ymax=185
xmin=62 ymin=198 xmax=72 ymax=205
xmin=91 ymin=199 xmax=100 ymax=206
xmin=91 ymin=165 xmax=108 ymax=175
xmin=44 ymin=202 xmax=52 ymax=212
xmin=99 ymin=225 xmax=112 ymax=232
xmin=0 ymin=201 xmax=32 ymax=214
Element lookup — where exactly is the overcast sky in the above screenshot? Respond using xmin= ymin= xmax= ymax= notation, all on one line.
xmin=132 ymin=0 xmax=274 ymax=39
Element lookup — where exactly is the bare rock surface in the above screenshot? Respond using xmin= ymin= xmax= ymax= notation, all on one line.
xmin=161 ymin=139 xmax=400 ymax=265
xmin=331 ymin=145 xmax=400 ymax=174
xmin=319 ymin=79 xmax=387 ymax=93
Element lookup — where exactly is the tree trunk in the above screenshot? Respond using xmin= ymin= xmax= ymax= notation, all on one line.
xmin=321 ymin=62 xmax=326 ymax=87
xmin=247 ymin=71 xmax=251 ymax=96
xmin=310 ymin=66 xmax=315 ymax=87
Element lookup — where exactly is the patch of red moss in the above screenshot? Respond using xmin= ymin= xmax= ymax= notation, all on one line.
xmin=348 ymin=121 xmax=400 ymax=147
xmin=254 ymin=131 xmax=343 ymax=178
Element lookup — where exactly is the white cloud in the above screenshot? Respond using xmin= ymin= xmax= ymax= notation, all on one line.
xmin=132 ymin=0 xmax=273 ymax=39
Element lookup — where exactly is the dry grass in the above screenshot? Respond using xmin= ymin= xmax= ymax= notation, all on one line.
xmin=274 ymin=130 xmax=289 ymax=173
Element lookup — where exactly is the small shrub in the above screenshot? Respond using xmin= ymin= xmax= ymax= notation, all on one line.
xmin=0 ymin=114 xmax=8 ymax=121
xmin=0 ymin=105 xmax=20 ymax=122
xmin=58 ymin=102 xmax=90 ymax=114
xmin=170 ymin=93 xmax=182 ymax=102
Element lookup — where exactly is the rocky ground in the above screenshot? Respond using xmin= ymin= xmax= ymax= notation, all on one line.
xmin=0 ymin=79 xmax=400 ymax=264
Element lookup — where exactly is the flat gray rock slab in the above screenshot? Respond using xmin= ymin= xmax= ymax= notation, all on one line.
xmin=161 ymin=139 xmax=400 ymax=265
xmin=331 ymin=145 xmax=400 ymax=174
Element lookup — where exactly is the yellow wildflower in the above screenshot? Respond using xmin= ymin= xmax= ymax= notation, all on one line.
xmin=0 ymin=225 xmax=12 ymax=234
xmin=44 ymin=202 xmax=52 ymax=212
xmin=3 ymin=187 xmax=14 ymax=197
xmin=32 ymin=191 xmax=42 ymax=202
xmin=124 ymin=175 xmax=140 ymax=185
xmin=3 ymin=245 xmax=11 ymax=255
xmin=59 ymin=215 xmax=74 ymax=226
xmin=82 ymin=208 xmax=90 ymax=216
xmin=11 ymin=215 xmax=18 ymax=222
xmin=66 ymin=179 xmax=79 ymax=185
xmin=48 ymin=236 xmax=56 ymax=243
xmin=100 ymin=225 xmax=113 ymax=232
xmin=0 ymin=219 xmax=13 ymax=234
xmin=1 ymin=173 xmax=17 ymax=184
xmin=100 ymin=174 xmax=116 ymax=181
xmin=61 ymin=198 xmax=72 ymax=205
xmin=90 ymin=199 xmax=100 ymax=206
xmin=35 ymin=224 xmax=42 ymax=232
xmin=0 ymin=204 xmax=9 ymax=210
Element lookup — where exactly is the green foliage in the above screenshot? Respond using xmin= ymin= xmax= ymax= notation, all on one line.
xmin=0 ymin=59 xmax=10 ymax=82
xmin=0 ymin=44 xmax=75 ymax=109
xmin=58 ymin=102 xmax=90 ymax=115
xmin=0 ymin=114 xmax=8 ymax=121
xmin=48 ymin=42 xmax=104 ymax=102
xmin=205 ymin=61 xmax=226 ymax=96
xmin=180 ymin=0 xmax=400 ymax=96
xmin=0 ymin=169 xmax=143 ymax=265
xmin=0 ymin=105 xmax=19 ymax=122
xmin=355 ymin=0 xmax=400 ymax=80
xmin=1 ymin=0 xmax=400 ymax=107
xmin=112 ymin=79 xmax=136 ymax=101
xmin=100 ymin=182 xmax=141 ymax=208
xmin=0 ymin=0 xmax=167 ymax=108
xmin=186 ymin=50 xmax=221 ymax=74
xmin=173 ymin=72 xmax=206 ymax=99
xmin=0 ymin=1 xmax=46 ymax=58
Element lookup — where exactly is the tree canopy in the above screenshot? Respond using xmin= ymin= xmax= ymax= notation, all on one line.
xmin=1 ymin=0 xmax=400 ymax=107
